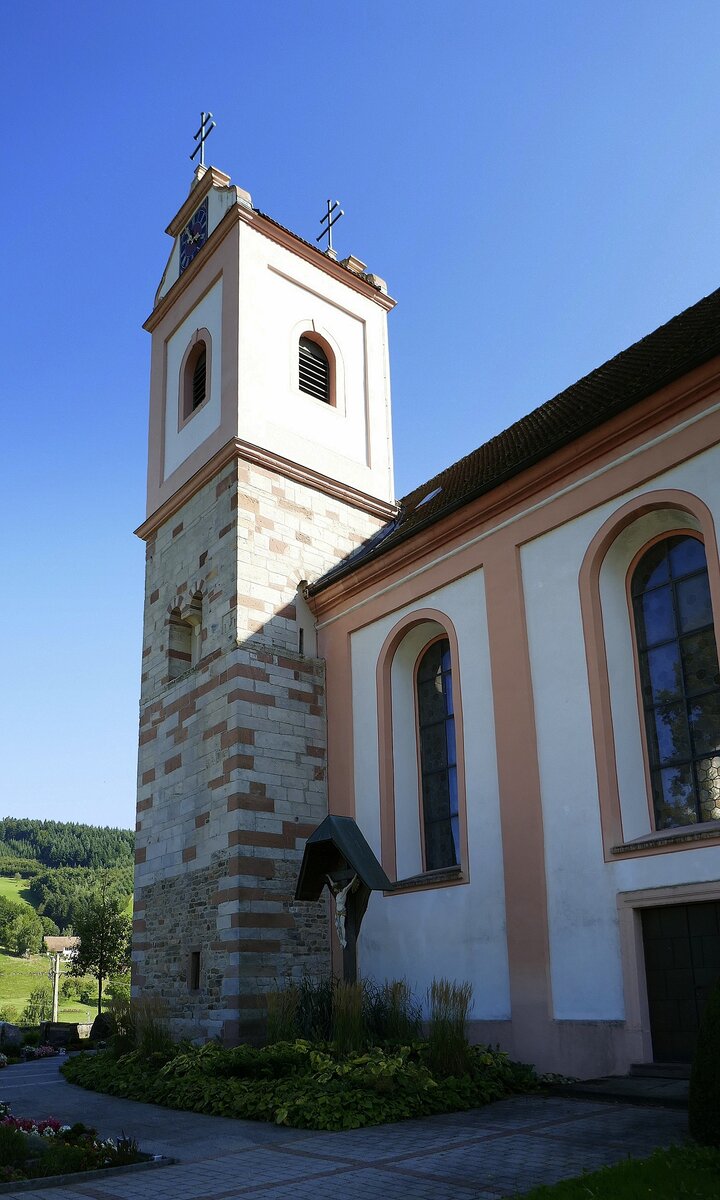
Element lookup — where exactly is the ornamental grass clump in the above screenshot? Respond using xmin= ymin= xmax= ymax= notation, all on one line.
xmin=689 ymin=978 xmax=720 ymax=1145
xmin=295 ymin=974 xmax=334 ymax=1041
xmin=331 ymin=981 xmax=366 ymax=1055
xmin=427 ymin=978 xmax=473 ymax=1077
xmin=266 ymin=984 xmax=300 ymax=1044
xmin=366 ymin=978 xmax=422 ymax=1046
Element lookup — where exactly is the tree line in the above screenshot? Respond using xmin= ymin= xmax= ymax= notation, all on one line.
xmin=0 ymin=817 xmax=134 ymax=870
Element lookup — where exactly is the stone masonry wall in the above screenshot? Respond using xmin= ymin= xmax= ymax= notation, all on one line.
xmin=134 ymin=455 xmax=385 ymax=1042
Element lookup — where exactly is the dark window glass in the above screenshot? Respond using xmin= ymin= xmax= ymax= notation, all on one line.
xmin=416 ymin=639 xmax=459 ymax=870
xmin=632 ymin=535 xmax=720 ymax=828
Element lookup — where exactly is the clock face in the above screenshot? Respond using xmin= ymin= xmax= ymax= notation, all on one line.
xmin=179 ymin=198 xmax=209 ymax=273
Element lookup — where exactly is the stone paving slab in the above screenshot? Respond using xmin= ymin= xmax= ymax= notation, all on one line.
xmin=0 ymin=1060 xmax=689 ymax=1199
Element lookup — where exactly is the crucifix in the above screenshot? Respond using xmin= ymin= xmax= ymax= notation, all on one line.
xmin=294 ymin=814 xmax=392 ymax=985
xmin=190 ymin=111 xmax=216 ymax=167
xmin=316 ymin=199 xmax=344 ymax=255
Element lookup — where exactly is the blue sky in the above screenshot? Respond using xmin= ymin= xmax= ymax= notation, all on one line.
xmin=5 ymin=2 xmax=720 ymax=831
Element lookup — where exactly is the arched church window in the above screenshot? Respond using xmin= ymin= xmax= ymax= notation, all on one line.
xmin=631 ymin=533 xmax=720 ymax=829
xmin=180 ymin=334 xmax=211 ymax=425
xmin=416 ymin=637 xmax=459 ymax=870
xmin=298 ymin=335 xmax=331 ymax=404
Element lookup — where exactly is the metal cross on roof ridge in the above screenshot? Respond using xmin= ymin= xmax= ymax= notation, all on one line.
xmin=190 ymin=112 xmax=216 ymax=167
xmin=316 ymin=198 xmax=344 ymax=255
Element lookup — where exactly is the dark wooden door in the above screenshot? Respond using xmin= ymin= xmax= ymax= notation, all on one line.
xmin=642 ymin=901 xmax=720 ymax=1062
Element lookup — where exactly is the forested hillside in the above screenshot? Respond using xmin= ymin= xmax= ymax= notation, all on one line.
xmin=0 ymin=817 xmax=134 ymax=941
xmin=0 ymin=818 xmax=133 ymax=869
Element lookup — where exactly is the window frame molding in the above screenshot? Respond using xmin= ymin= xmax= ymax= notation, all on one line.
xmin=178 ymin=327 xmax=213 ymax=431
xmin=579 ymin=489 xmax=720 ymax=860
xmin=291 ymin=320 xmax=344 ymax=412
xmin=375 ymin=608 xmax=469 ymax=893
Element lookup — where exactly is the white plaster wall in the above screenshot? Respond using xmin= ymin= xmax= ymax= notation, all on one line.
xmin=164 ymin=279 xmax=223 ymax=480
xmin=349 ymin=572 xmax=510 ymax=1020
xmin=521 ymin=443 xmax=720 ymax=1021
xmin=235 ymin=222 xmax=393 ymax=502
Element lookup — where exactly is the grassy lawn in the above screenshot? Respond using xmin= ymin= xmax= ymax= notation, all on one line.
xmin=518 ymin=1144 xmax=720 ymax=1199
xmin=0 ymin=875 xmax=34 ymax=910
xmin=0 ymin=950 xmax=97 ymax=1024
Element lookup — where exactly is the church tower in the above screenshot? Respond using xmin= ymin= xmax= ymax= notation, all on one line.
xmin=132 ymin=161 xmax=396 ymax=1042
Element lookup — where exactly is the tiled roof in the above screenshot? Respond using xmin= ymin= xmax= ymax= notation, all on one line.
xmin=310 ymin=285 xmax=720 ymax=594
xmin=253 ymin=210 xmax=382 ymax=291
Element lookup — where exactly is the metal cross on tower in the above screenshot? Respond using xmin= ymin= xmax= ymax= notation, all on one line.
xmin=190 ymin=112 xmax=216 ymax=167
xmin=316 ymin=199 xmax=344 ymax=254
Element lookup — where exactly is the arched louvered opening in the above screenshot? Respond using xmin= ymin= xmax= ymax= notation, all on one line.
xmin=299 ymin=336 xmax=331 ymax=404
xmin=191 ymin=348 xmax=206 ymax=411
xmin=180 ymin=334 xmax=211 ymax=425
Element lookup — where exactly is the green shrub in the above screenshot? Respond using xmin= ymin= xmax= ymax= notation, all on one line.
xmin=21 ymin=985 xmax=52 ymax=1026
xmin=62 ymin=1039 xmax=538 ymax=1131
xmin=266 ymin=985 xmax=299 ymax=1044
xmin=427 ymin=978 xmax=473 ymax=1077
xmin=332 ymin=981 xmax=366 ymax=1055
xmin=0 ymin=1124 xmax=30 ymax=1170
xmin=689 ymin=979 xmax=720 ymax=1145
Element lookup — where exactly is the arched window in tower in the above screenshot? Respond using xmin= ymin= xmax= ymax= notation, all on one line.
xmin=298 ymin=335 xmax=331 ymax=404
xmin=180 ymin=334 xmax=211 ymax=426
xmin=416 ymin=638 xmax=459 ymax=870
xmin=631 ymin=533 xmax=720 ymax=830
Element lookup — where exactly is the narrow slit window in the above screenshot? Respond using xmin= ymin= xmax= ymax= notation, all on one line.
xmin=189 ymin=950 xmax=201 ymax=991
xmin=416 ymin=638 xmax=459 ymax=870
xmin=299 ymin=336 xmax=330 ymax=403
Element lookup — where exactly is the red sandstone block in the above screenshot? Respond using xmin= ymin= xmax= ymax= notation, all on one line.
xmin=221 ymin=728 xmax=255 ymax=749
xmin=199 ymin=550 xmax=208 ymax=568
xmin=164 ymin=754 xmax=182 ymax=774
xmin=195 ymin=812 xmax=210 ymax=828
xmin=227 ymin=854 xmax=275 ymax=878
xmin=133 ymin=919 xmax=147 ymax=933
xmin=172 ymin=522 xmax=184 ymax=538
xmin=235 ymin=940 xmax=282 ymax=954
xmin=203 ymin=720 xmax=228 ymax=741
xmin=227 ymin=792 xmax=274 ymax=813
xmin=139 ymin=728 xmax=157 ymax=746
xmin=232 ymin=912 xmax=294 ymax=929
xmin=149 ymin=589 xmax=159 ymax=604
xmin=137 ymin=796 xmax=153 ymax=813
xmin=227 ymin=662 xmax=269 ymax=682
xmin=305 ymin=744 xmax=325 ymax=758
xmin=228 ymin=829 xmax=286 ymax=849
xmin=135 ymin=847 xmax=146 ymax=864
xmin=218 ymin=523 xmax=232 ymax=539
xmin=182 ymin=846 xmax=197 ymax=863
xmin=313 ymin=766 xmax=326 ymax=781
xmin=141 ymin=769 xmax=156 ymax=785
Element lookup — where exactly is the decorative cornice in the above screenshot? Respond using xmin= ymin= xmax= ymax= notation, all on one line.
xmin=135 ymin=437 xmax=398 ymax=541
xmin=165 ymin=167 xmax=232 ymax=237
xmin=146 ymin=199 xmax=395 ymax=332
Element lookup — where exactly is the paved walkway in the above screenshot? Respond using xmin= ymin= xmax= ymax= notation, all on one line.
xmin=0 ymin=1058 xmax=688 ymax=1199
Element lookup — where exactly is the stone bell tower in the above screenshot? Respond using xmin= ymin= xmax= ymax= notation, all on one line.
xmin=132 ymin=162 xmax=396 ymax=1042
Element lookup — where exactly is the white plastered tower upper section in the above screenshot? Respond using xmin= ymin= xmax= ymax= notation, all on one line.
xmin=143 ymin=166 xmax=396 ymax=520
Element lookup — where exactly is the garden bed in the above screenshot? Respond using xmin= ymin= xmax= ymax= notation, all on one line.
xmin=62 ymin=1039 xmax=538 ymax=1131
xmin=0 ymin=1105 xmax=156 ymax=1187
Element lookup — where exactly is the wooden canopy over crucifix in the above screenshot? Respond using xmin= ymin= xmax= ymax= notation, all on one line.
xmin=294 ymin=815 xmax=392 ymax=983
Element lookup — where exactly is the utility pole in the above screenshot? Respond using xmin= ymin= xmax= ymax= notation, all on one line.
xmin=49 ymin=952 xmax=61 ymax=1023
